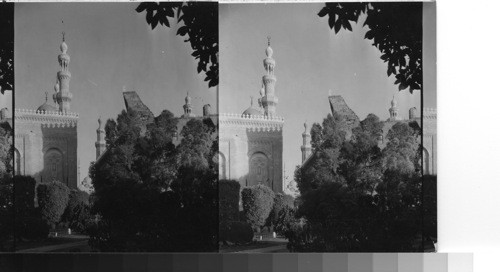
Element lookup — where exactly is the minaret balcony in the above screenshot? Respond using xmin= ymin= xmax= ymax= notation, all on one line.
xmin=57 ymin=70 xmax=72 ymax=78
xmin=262 ymin=74 xmax=276 ymax=82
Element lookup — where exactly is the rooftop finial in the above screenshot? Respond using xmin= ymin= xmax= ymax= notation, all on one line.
xmin=62 ymin=31 xmax=65 ymax=42
xmin=45 ymin=91 xmax=48 ymax=102
xmin=98 ymin=116 xmax=102 ymax=129
xmin=250 ymin=96 xmax=254 ymax=106
xmin=267 ymin=36 xmax=271 ymax=46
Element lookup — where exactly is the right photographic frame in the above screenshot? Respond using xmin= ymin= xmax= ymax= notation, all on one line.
xmin=218 ymin=2 xmax=436 ymax=253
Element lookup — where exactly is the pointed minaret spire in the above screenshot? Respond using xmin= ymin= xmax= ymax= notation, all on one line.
xmin=95 ymin=116 xmax=106 ymax=160
xmin=54 ymin=31 xmax=72 ymax=113
xmin=301 ymin=121 xmax=312 ymax=163
xmin=261 ymin=37 xmax=278 ymax=117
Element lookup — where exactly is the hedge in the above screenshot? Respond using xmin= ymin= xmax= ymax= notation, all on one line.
xmin=37 ymin=181 xmax=70 ymax=228
xmin=241 ymin=184 xmax=274 ymax=231
xmin=219 ymin=179 xmax=240 ymax=223
xmin=14 ymin=175 xmax=36 ymax=213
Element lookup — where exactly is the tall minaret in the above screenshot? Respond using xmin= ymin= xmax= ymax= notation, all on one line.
xmin=183 ymin=91 xmax=195 ymax=118
xmin=53 ymin=32 xmax=73 ymax=113
xmin=388 ymin=95 xmax=400 ymax=121
xmin=261 ymin=37 xmax=278 ymax=117
xmin=95 ymin=117 xmax=106 ymax=159
xmin=301 ymin=122 xmax=312 ymax=163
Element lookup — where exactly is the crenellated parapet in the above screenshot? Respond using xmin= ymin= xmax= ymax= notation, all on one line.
xmin=423 ymin=108 xmax=437 ymax=120
xmin=219 ymin=112 xmax=284 ymax=132
xmin=14 ymin=108 xmax=78 ymax=127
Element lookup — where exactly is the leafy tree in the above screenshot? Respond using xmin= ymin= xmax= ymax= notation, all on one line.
xmin=90 ymin=108 xmax=218 ymax=251
xmin=219 ymin=179 xmax=240 ymax=224
xmin=37 ymin=181 xmax=70 ymax=229
xmin=241 ymin=184 xmax=275 ymax=232
xmin=381 ymin=122 xmax=420 ymax=175
xmin=290 ymin=110 xmax=426 ymax=251
xmin=296 ymin=112 xmax=347 ymax=194
xmin=318 ymin=2 xmax=422 ymax=93
xmin=0 ymin=3 xmax=13 ymax=94
xmin=338 ymin=114 xmax=384 ymax=193
xmin=14 ymin=176 xmax=36 ymax=215
xmin=266 ymin=193 xmax=295 ymax=228
xmin=0 ymin=124 xmax=13 ymax=250
xmin=136 ymin=2 xmax=218 ymax=87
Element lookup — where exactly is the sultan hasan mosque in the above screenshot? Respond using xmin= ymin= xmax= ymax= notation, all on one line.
xmin=14 ymin=33 xmax=79 ymax=189
xmin=219 ymin=38 xmax=437 ymax=196
xmin=9 ymin=34 xmax=436 ymax=193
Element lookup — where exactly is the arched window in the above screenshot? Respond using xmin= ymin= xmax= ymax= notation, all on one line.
xmin=43 ymin=148 xmax=63 ymax=183
xmin=249 ymin=152 xmax=269 ymax=187
xmin=217 ymin=152 xmax=226 ymax=180
xmin=423 ymin=148 xmax=430 ymax=175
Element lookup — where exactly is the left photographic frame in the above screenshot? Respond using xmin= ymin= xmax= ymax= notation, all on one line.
xmin=9 ymin=2 xmax=218 ymax=253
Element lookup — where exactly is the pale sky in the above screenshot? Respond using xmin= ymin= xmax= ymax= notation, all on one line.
xmin=219 ymin=3 xmax=435 ymax=183
xmin=15 ymin=3 xmax=217 ymax=182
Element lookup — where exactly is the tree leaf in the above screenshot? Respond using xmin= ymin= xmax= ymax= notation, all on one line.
xmin=328 ymin=13 xmax=336 ymax=29
xmin=334 ymin=20 xmax=342 ymax=34
xmin=177 ymin=26 xmax=188 ymax=36
xmin=135 ymin=3 xmax=149 ymax=13
xmin=318 ymin=7 xmax=329 ymax=18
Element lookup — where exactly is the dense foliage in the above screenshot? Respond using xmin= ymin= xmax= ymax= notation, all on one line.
xmin=290 ymin=112 xmax=432 ymax=251
xmin=14 ymin=176 xmax=36 ymax=214
xmin=13 ymin=176 xmax=50 ymax=243
xmin=266 ymin=193 xmax=295 ymax=229
xmin=318 ymin=2 xmax=422 ymax=93
xmin=61 ymin=190 xmax=91 ymax=233
xmin=36 ymin=181 xmax=70 ymax=229
xmin=219 ymin=180 xmax=240 ymax=226
xmin=0 ymin=123 xmax=13 ymax=250
xmin=0 ymin=3 xmax=13 ymax=94
xmin=136 ymin=2 xmax=218 ymax=88
xmin=241 ymin=184 xmax=275 ymax=232
xmin=89 ymin=108 xmax=218 ymax=252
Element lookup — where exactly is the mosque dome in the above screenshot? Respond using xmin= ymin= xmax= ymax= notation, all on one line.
xmin=37 ymin=102 xmax=58 ymax=113
xmin=242 ymin=96 xmax=262 ymax=117
xmin=37 ymin=92 xmax=58 ymax=113
xmin=242 ymin=107 xmax=262 ymax=117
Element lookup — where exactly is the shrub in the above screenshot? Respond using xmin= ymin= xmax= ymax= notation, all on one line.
xmin=225 ymin=221 xmax=254 ymax=245
xmin=14 ymin=175 xmax=36 ymax=213
xmin=219 ymin=180 xmax=240 ymax=223
xmin=62 ymin=190 xmax=91 ymax=233
xmin=37 ymin=181 xmax=70 ymax=228
xmin=241 ymin=184 xmax=274 ymax=232
xmin=274 ymin=206 xmax=298 ymax=237
xmin=267 ymin=193 xmax=295 ymax=228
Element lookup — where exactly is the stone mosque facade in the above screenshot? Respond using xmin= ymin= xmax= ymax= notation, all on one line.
xmin=219 ymin=39 xmax=285 ymax=193
xmin=14 ymin=35 xmax=79 ymax=189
